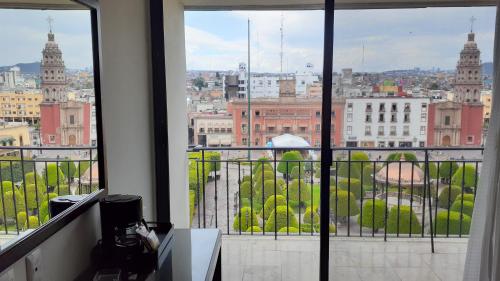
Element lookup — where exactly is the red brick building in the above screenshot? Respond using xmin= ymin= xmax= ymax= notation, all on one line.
xmin=227 ymin=80 xmax=345 ymax=147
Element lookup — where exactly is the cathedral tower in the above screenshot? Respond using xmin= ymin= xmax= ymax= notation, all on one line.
xmin=40 ymin=24 xmax=67 ymax=102
xmin=454 ymin=23 xmax=482 ymax=103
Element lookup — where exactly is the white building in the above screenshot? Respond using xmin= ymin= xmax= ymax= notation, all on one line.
xmin=343 ymin=97 xmax=430 ymax=148
xmin=189 ymin=113 xmax=233 ymax=147
xmin=0 ymin=67 xmax=22 ymax=89
xmin=234 ymin=63 xmax=319 ymax=98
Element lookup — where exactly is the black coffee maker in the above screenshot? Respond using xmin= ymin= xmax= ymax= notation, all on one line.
xmin=100 ymin=195 xmax=144 ymax=261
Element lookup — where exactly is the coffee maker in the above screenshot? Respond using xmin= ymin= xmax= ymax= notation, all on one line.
xmin=99 ymin=195 xmax=144 ymax=265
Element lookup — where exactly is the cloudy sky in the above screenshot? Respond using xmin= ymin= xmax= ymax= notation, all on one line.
xmin=186 ymin=7 xmax=496 ymax=73
xmin=0 ymin=9 xmax=92 ymax=69
xmin=0 ymin=7 xmax=496 ymax=72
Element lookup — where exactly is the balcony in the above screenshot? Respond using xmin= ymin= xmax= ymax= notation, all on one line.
xmin=0 ymin=146 xmax=98 ymax=248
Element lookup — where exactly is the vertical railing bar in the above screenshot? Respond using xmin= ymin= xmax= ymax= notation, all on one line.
xmin=202 ymin=150 xmax=206 ymax=228
xmin=56 ymin=159 xmax=60 ymax=195
xmin=426 ymin=151 xmax=435 ymax=252
xmin=10 ymin=160 xmax=19 ymax=234
xmin=261 ymin=162 xmax=265 ymax=236
xmin=250 ymin=161 xmax=253 ymax=235
xmin=286 ymin=161 xmax=289 ymax=235
xmin=67 ymin=161 xmax=71 ymax=195
xmin=310 ymin=160 xmax=314 ymax=236
xmin=196 ymin=160 xmax=201 ymax=228
xmin=273 ymin=151 xmax=278 ymax=239
xmin=372 ymin=161 xmax=376 ymax=237
xmin=459 ymin=161 xmax=466 ymax=238
xmin=474 ymin=161 xmax=479 ymax=201
xmin=238 ymin=161 xmax=241 ymax=234
xmin=384 ymin=160 xmax=389 ymax=242
xmin=409 ymin=161 xmax=415 ymax=237
xmin=0 ymin=161 xmax=7 ymax=234
xmin=434 ymin=162 xmax=440 ymax=237
xmin=360 ymin=161 xmax=364 ymax=237
xmin=78 ymin=160 xmax=82 ymax=195
xmin=44 ymin=161 xmax=49 ymax=220
xmin=226 ymin=161 xmax=229 ymax=235
xmin=33 ymin=163 xmax=41 ymax=225
xmin=89 ymin=149 xmax=93 ymax=194
xmin=422 ymin=159 xmax=428 ymax=238
xmin=214 ymin=159 xmax=218 ymax=229
xmin=335 ymin=160 xmax=338 ymax=236
xmin=347 ymin=150 xmax=351 ymax=237
xmin=20 ymin=149 xmax=30 ymax=229
xmin=298 ymin=161 xmax=301 ymax=236
xmin=397 ymin=161 xmax=402 ymax=237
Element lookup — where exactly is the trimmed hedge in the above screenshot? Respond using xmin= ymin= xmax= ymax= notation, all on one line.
xmin=256 ymin=179 xmax=283 ymax=201
xmin=435 ymin=211 xmax=471 ymax=235
xmin=264 ymin=205 xmax=298 ymax=232
xmin=260 ymin=195 xmax=287 ymax=219
xmin=233 ymin=207 xmax=259 ymax=232
xmin=421 ymin=162 xmax=438 ymax=179
xmin=254 ymin=158 xmax=272 ymax=174
xmin=452 ymin=164 xmax=478 ymax=188
xmin=189 ymin=190 xmax=195 ymax=224
xmin=278 ymin=227 xmax=299 ymax=233
xmin=17 ymin=211 xmax=27 ymax=228
xmin=286 ymin=179 xmax=311 ymax=203
xmin=240 ymin=181 xmax=256 ymax=199
xmin=43 ymin=163 xmax=66 ymax=187
xmin=358 ymin=199 xmax=386 ymax=231
xmin=246 ymin=226 xmax=263 ymax=233
xmin=25 ymin=172 xmax=45 ymax=186
xmin=26 ymin=216 xmax=39 ymax=229
xmin=277 ymin=151 xmax=303 ymax=175
xmin=438 ymin=185 xmax=463 ymax=208
xmin=439 ymin=161 xmax=459 ymax=180
xmin=455 ymin=193 xmax=475 ymax=203
xmin=23 ymin=183 xmax=45 ymax=210
xmin=253 ymin=171 xmax=276 ymax=191
xmin=386 ymin=152 xmax=417 ymax=162
xmin=303 ymin=207 xmax=319 ymax=224
xmin=387 ymin=205 xmax=421 ymax=234
xmin=329 ymin=189 xmax=359 ymax=217
xmin=301 ymin=223 xmax=336 ymax=233
xmin=337 ymin=178 xmax=363 ymax=199
xmin=2 ymin=190 xmax=25 ymax=219
xmin=290 ymin=165 xmax=305 ymax=180
xmin=450 ymin=200 xmax=474 ymax=217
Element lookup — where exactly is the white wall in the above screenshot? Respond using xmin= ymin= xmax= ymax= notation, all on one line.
xmin=0 ymin=204 xmax=101 ymax=281
xmin=164 ymin=0 xmax=190 ymax=228
xmin=98 ymin=0 xmax=156 ymax=219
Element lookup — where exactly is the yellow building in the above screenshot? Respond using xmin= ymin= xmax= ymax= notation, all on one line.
xmin=0 ymin=92 xmax=43 ymax=124
xmin=481 ymin=90 xmax=492 ymax=127
xmin=0 ymin=123 xmax=31 ymax=157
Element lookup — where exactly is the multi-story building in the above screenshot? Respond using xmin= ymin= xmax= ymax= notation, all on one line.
xmin=0 ymin=67 xmax=22 ymax=89
xmin=188 ymin=112 xmax=233 ymax=147
xmin=39 ymin=30 xmax=91 ymax=146
xmin=228 ymin=80 xmax=345 ymax=147
xmin=0 ymin=92 xmax=42 ymax=124
xmin=0 ymin=123 xmax=31 ymax=156
xmin=481 ymin=90 xmax=492 ymax=130
xmin=343 ymin=97 xmax=430 ymax=148
xmin=229 ymin=63 xmax=319 ymax=99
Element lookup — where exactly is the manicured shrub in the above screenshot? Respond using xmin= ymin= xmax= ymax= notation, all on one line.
xmin=329 ymin=224 xmax=336 ymax=233
xmin=421 ymin=162 xmax=438 ymax=179
xmin=25 ymin=216 xmax=39 ymax=229
xmin=254 ymin=158 xmax=273 ymax=174
xmin=450 ymin=200 xmax=474 ymax=217
xmin=301 ymin=223 xmax=319 ymax=233
xmin=0 ymin=161 xmax=34 ymax=183
xmin=438 ymin=185 xmax=462 ymax=208
xmin=24 ymin=184 xmax=45 ymax=210
xmin=452 ymin=164 xmax=478 ymax=188
xmin=74 ymin=161 xmax=91 ymax=178
xmin=54 ymin=184 xmax=70 ymax=196
xmin=387 ymin=205 xmax=421 ymax=234
xmin=39 ymin=201 xmax=49 ymax=222
xmin=246 ymin=226 xmax=262 ymax=233
xmin=43 ymin=163 xmax=66 ymax=187
xmin=3 ymin=190 xmax=25 ymax=219
xmin=435 ymin=210 xmax=471 ymax=235
xmin=336 ymin=151 xmax=369 ymax=180
xmin=362 ymin=165 xmax=375 ymax=187
xmin=439 ymin=161 xmax=459 ymax=180
xmin=358 ymin=199 xmax=386 ymax=231
xmin=189 ymin=190 xmax=195 ymax=224
xmin=264 ymin=205 xmax=298 ymax=232
xmin=455 ymin=193 xmax=475 ymax=203
xmin=277 ymin=151 xmax=303 ymax=175
xmin=233 ymin=207 xmax=259 ymax=232
xmin=240 ymin=181 xmax=256 ymax=199
xmin=290 ymin=165 xmax=305 ymax=180
xmin=337 ymin=178 xmax=364 ymax=199
xmin=24 ymin=172 xmax=45 ymax=186
xmin=303 ymin=206 xmax=319 ymax=224
xmin=278 ymin=227 xmax=299 ymax=233
xmin=386 ymin=152 xmax=417 ymax=162
xmin=286 ymin=179 xmax=311 ymax=203
xmin=256 ymin=179 xmax=283 ymax=201
xmin=253 ymin=171 xmax=275 ymax=190
xmin=206 ymin=152 xmax=221 ymax=172
xmin=60 ymin=160 xmax=77 ymax=180
xmin=260 ymin=195 xmax=287 ymax=219
xmin=1 ymin=181 xmax=13 ymax=192
xmin=17 ymin=211 xmax=27 ymax=228
xmin=329 ymin=189 xmax=359 ymax=218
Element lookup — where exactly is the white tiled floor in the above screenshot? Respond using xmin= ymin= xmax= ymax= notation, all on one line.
xmin=222 ymin=236 xmax=467 ymax=281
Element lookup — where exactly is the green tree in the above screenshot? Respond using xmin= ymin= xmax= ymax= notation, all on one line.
xmin=337 ymin=178 xmax=364 ymax=199
xmin=438 ymin=185 xmax=463 ymax=208
xmin=240 ymin=181 xmax=256 ymax=199
xmin=290 ymin=165 xmax=305 ymax=180
xmin=387 ymin=205 xmax=421 ymax=234
xmin=43 ymin=163 xmax=66 ymax=188
xmin=24 ymin=172 xmax=45 ymax=186
xmin=435 ymin=211 xmax=471 ymax=235
xmin=256 ymin=179 xmax=283 ymax=202
xmin=285 ymin=179 xmax=311 ymax=204
xmin=439 ymin=161 xmax=459 ymax=181
xmin=17 ymin=211 xmax=27 ymax=229
xmin=450 ymin=200 xmax=474 ymax=217
xmin=233 ymin=207 xmax=259 ymax=232
xmin=452 ymin=164 xmax=478 ymax=189
xmin=24 ymin=184 xmax=45 ymax=210
xmin=337 ymin=151 xmax=369 ymax=180
xmin=254 ymin=158 xmax=272 ymax=174
xmin=260 ymin=195 xmax=287 ymax=220
xmin=455 ymin=193 xmax=475 ymax=203
xmin=3 ymin=190 xmax=26 ymax=219
xmin=26 ymin=216 xmax=40 ymax=229
xmin=193 ymin=76 xmax=206 ymax=90
xmin=303 ymin=206 xmax=319 ymax=224
xmin=358 ymin=199 xmax=386 ymax=232
xmin=74 ymin=161 xmax=91 ymax=178
xmin=277 ymin=151 xmax=303 ymax=176
xmin=329 ymin=189 xmax=359 ymax=218
xmin=60 ymin=160 xmax=77 ymax=180
xmin=264 ymin=205 xmax=298 ymax=232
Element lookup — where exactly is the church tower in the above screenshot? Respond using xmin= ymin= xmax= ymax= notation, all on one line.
xmin=454 ymin=20 xmax=482 ymax=103
xmin=40 ymin=22 xmax=67 ymax=102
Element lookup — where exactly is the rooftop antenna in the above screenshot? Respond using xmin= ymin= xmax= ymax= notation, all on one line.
xmin=47 ymin=16 xmax=54 ymax=33
xmin=280 ymin=12 xmax=284 ymax=79
xmin=470 ymin=16 xmax=477 ymax=33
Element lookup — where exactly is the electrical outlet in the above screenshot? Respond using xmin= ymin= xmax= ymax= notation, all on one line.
xmin=0 ymin=269 xmax=14 ymax=281
xmin=26 ymin=248 xmax=43 ymax=281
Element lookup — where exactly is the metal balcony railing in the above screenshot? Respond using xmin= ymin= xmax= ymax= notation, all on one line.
xmin=0 ymin=146 xmax=98 ymax=235
xmin=187 ymin=146 xmax=483 ymax=240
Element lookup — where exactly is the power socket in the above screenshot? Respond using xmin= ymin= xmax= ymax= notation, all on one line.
xmin=0 ymin=269 xmax=14 ymax=281
xmin=26 ymin=248 xmax=43 ymax=281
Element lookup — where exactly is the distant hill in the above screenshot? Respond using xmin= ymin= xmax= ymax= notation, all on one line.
xmin=482 ymin=62 xmax=493 ymax=77
xmin=0 ymin=62 xmax=40 ymax=75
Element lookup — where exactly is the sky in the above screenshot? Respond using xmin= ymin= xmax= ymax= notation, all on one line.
xmin=0 ymin=9 xmax=92 ymax=69
xmin=185 ymin=7 xmax=497 ymax=73
xmin=0 ymin=7 xmax=496 ymax=73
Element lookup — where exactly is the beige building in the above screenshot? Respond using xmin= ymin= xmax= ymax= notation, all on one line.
xmin=0 ymin=123 xmax=31 ymax=156
xmin=481 ymin=90 xmax=492 ymax=128
xmin=0 ymin=92 xmax=43 ymax=124
xmin=189 ymin=112 xmax=233 ymax=147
